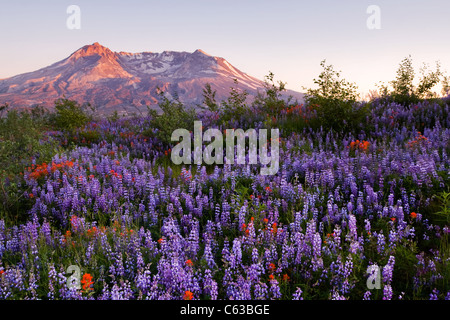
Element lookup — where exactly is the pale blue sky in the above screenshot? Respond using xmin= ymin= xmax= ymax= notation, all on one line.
xmin=1 ymin=0 xmax=449 ymax=96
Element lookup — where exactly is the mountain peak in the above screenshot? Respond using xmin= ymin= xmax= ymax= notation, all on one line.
xmin=194 ymin=49 xmax=210 ymax=56
xmin=69 ymin=42 xmax=115 ymax=61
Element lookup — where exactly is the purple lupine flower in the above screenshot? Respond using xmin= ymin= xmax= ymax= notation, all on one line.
xmin=280 ymin=242 xmax=294 ymax=270
xmin=349 ymin=240 xmax=361 ymax=255
xmin=202 ymin=269 xmax=217 ymax=299
xmin=382 ymin=255 xmax=395 ymax=284
xmin=111 ymin=250 xmax=125 ymax=278
xmin=136 ymin=269 xmax=152 ymax=298
xmin=364 ymin=219 xmax=371 ymax=236
xmin=230 ymin=238 xmax=242 ymax=270
xmin=238 ymin=205 xmax=247 ymax=231
xmin=382 ymin=284 xmax=393 ymax=300
xmin=214 ymin=203 xmax=221 ymax=224
xmin=110 ymin=280 xmax=134 ymax=300
xmin=187 ymin=220 xmax=200 ymax=257
xmin=347 ymin=202 xmax=354 ymax=214
xmin=221 ymin=239 xmax=231 ymax=266
xmin=47 ymin=263 xmax=58 ymax=300
xmin=253 ymin=282 xmax=269 ymax=300
xmin=310 ymin=233 xmax=323 ymax=271
xmin=236 ymin=276 xmax=252 ymax=300
xmin=331 ymin=289 xmax=346 ymax=300
xmin=84 ymin=241 xmax=95 ymax=265
xmin=203 ymin=242 xmax=216 ymax=269
xmin=27 ymin=268 xmax=38 ymax=300
xmin=388 ymin=193 xmax=394 ymax=206
xmin=292 ymin=287 xmax=303 ymax=300
xmin=388 ymin=229 xmax=398 ymax=249
xmin=268 ymin=277 xmax=281 ymax=299
xmin=251 ymin=247 xmax=259 ymax=264
xmin=377 ymin=232 xmax=385 ymax=254
xmin=348 ymin=214 xmax=357 ymax=240
xmin=339 ymin=257 xmax=354 ymax=294
xmin=221 ymin=201 xmax=231 ymax=227
xmin=305 ymin=219 xmax=316 ymax=244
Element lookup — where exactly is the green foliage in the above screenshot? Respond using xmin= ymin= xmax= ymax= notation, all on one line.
xmin=433 ymin=190 xmax=450 ymax=224
xmin=276 ymin=114 xmax=308 ymax=136
xmin=147 ymin=89 xmax=196 ymax=146
xmin=197 ymin=83 xmax=221 ymax=127
xmin=107 ymin=110 xmax=121 ymax=123
xmin=392 ymin=242 xmax=419 ymax=295
xmin=254 ymin=71 xmax=290 ymax=117
xmin=77 ymin=129 xmax=102 ymax=145
xmin=378 ymin=56 xmax=443 ymax=106
xmin=220 ymin=79 xmax=250 ymax=125
xmin=441 ymin=74 xmax=450 ymax=97
xmin=305 ymin=60 xmax=359 ymax=103
xmin=391 ymin=55 xmax=416 ymax=103
xmin=0 ymin=105 xmax=58 ymax=176
xmin=201 ymin=73 xmax=291 ymax=127
xmin=201 ymin=83 xmax=220 ymax=114
xmin=50 ymin=98 xmax=91 ymax=131
xmin=416 ymin=61 xmax=442 ymax=99
xmin=0 ymin=104 xmax=59 ymax=223
xmin=304 ymin=60 xmax=367 ymax=133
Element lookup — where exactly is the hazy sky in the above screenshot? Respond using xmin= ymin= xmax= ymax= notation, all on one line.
xmin=1 ymin=0 xmax=449 ymax=97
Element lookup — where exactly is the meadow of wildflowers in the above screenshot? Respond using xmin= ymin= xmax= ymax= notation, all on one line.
xmin=0 ymin=91 xmax=449 ymax=301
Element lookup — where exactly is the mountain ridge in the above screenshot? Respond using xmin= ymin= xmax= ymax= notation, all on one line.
xmin=0 ymin=42 xmax=304 ymax=115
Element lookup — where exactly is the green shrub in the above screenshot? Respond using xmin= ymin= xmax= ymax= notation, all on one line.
xmin=220 ymin=79 xmax=250 ymax=125
xmin=432 ymin=190 xmax=450 ymax=225
xmin=377 ymin=56 xmax=442 ymax=106
xmin=201 ymin=83 xmax=220 ymax=114
xmin=78 ymin=129 xmax=102 ymax=144
xmin=0 ymin=104 xmax=59 ymax=223
xmin=253 ymin=72 xmax=290 ymax=118
xmin=50 ymin=98 xmax=91 ymax=131
xmin=304 ymin=60 xmax=368 ymax=133
xmin=441 ymin=74 xmax=450 ymax=97
xmin=0 ymin=106 xmax=58 ymax=176
xmin=147 ymin=90 xmax=196 ymax=146
xmin=392 ymin=242 xmax=419 ymax=296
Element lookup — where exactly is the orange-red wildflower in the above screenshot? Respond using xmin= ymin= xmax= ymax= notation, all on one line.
xmin=183 ymin=291 xmax=194 ymax=300
xmin=80 ymin=273 xmax=94 ymax=291
xmin=271 ymin=223 xmax=278 ymax=234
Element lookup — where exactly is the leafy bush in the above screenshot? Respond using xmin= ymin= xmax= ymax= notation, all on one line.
xmin=416 ymin=61 xmax=442 ymax=99
xmin=146 ymin=90 xmax=196 ymax=146
xmin=378 ymin=56 xmax=442 ymax=106
xmin=200 ymin=74 xmax=293 ymax=129
xmin=201 ymin=83 xmax=220 ymax=114
xmin=0 ymin=104 xmax=59 ymax=223
xmin=0 ymin=105 xmax=58 ymax=176
xmin=432 ymin=190 xmax=450 ymax=225
xmin=253 ymin=72 xmax=291 ymax=117
xmin=304 ymin=60 xmax=368 ymax=133
xmin=441 ymin=74 xmax=450 ymax=97
xmin=220 ymin=79 xmax=250 ymax=125
xmin=50 ymin=98 xmax=92 ymax=131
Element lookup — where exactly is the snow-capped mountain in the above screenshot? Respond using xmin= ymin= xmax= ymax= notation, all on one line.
xmin=0 ymin=42 xmax=303 ymax=114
